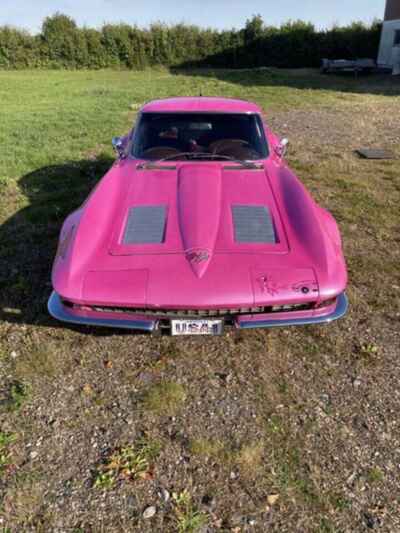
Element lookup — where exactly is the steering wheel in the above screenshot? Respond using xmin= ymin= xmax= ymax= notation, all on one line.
xmin=141 ymin=146 xmax=181 ymax=160
xmin=210 ymin=138 xmax=251 ymax=155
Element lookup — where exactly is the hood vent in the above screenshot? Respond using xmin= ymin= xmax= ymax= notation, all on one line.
xmin=232 ymin=205 xmax=276 ymax=244
xmin=123 ymin=205 xmax=166 ymax=244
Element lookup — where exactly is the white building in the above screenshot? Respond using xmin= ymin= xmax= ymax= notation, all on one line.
xmin=378 ymin=0 xmax=400 ymax=68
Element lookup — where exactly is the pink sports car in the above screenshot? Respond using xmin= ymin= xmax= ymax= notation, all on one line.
xmin=48 ymin=97 xmax=348 ymax=335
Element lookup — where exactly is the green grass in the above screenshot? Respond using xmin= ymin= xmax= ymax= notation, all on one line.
xmin=1 ymin=381 xmax=30 ymax=412
xmin=367 ymin=467 xmax=384 ymax=484
xmin=142 ymin=381 xmax=187 ymax=416
xmin=172 ymin=489 xmax=208 ymax=533
xmin=0 ymin=431 xmax=17 ymax=476
xmin=0 ymin=68 xmax=397 ymax=186
xmin=189 ymin=438 xmax=226 ymax=458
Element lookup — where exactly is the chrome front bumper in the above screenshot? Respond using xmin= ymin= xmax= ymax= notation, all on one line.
xmin=48 ymin=291 xmax=348 ymax=333
xmin=238 ymin=292 xmax=348 ymax=328
xmin=48 ymin=291 xmax=155 ymax=331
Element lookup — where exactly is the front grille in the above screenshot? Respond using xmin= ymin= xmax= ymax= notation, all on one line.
xmin=63 ymin=301 xmax=316 ymax=318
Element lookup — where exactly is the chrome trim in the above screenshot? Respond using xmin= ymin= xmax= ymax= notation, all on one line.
xmin=47 ymin=292 xmax=155 ymax=332
xmin=48 ymin=291 xmax=348 ymax=333
xmin=238 ymin=293 xmax=348 ymax=329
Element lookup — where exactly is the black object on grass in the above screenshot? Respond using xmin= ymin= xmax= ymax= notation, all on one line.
xmin=356 ymin=148 xmax=396 ymax=160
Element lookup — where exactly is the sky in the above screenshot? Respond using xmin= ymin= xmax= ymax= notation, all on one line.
xmin=0 ymin=0 xmax=386 ymax=32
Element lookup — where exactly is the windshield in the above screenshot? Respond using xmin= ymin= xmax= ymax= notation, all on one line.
xmin=132 ymin=112 xmax=268 ymax=161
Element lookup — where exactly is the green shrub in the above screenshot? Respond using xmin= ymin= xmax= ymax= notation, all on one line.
xmin=0 ymin=14 xmax=383 ymax=70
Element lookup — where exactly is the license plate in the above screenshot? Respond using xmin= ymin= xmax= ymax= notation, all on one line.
xmin=171 ymin=319 xmax=223 ymax=336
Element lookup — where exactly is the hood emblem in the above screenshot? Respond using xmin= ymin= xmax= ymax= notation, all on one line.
xmin=186 ymin=249 xmax=210 ymax=264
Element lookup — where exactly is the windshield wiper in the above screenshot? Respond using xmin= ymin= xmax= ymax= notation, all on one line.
xmin=138 ymin=152 xmax=261 ymax=169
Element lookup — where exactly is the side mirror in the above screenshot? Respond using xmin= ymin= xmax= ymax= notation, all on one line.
xmin=112 ymin=136 xmax=125 ymax=158
xmin=275 ymin=138 xmax=289 ymax=158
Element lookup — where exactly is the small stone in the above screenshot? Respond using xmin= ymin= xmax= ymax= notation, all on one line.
xmin=353 ymin=378 xmax=362 ymax=388
xmin=160 ymin=488 xmax=170 ymax=502
xmin=143 ymin=505 xmax=156 ymax=519
xmin=231 ymin=514 xmax=243 ymax=526
xmin=364 ymin=513 xmax=378 ymax=529
xmin=82 ymin=384 xmax=94 ymax=396
xmin=346 ymin=472 xmax=357 ymax=485
xmin=267 ymin=494 xmax=280 ymax=506
xmin=10 ymin=351 xmax=17 ymax=359
xmin=137 ymin=371 xmax=154 ymax=384
xmin=30 ymin=451 xmax=38 ymax=459
xmin=320 ymin=393 xmax=330 ymax=404
xmin=230 ymin=471 xmax=237 ymax=480
xmin=126 ymin=495 xmax=137 ymax=507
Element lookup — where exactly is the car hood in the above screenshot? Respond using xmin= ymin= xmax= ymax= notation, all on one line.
xmin=108 ymin=163 xmax=289 ymax=278
xmin=53 ymin=159 xmax=347 ymax=307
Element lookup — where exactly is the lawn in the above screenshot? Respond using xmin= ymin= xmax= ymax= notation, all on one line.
xmin=0 ymin=68 xmax=399 ymax=532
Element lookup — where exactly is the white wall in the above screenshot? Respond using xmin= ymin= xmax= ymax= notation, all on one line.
xmin=378 ymin=19 xmax=400 ymax=67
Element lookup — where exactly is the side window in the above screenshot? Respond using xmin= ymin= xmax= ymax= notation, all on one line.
xmin=394 ymin=29 xmax=400 ymax=47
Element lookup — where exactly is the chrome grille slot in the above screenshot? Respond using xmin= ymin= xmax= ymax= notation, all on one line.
xmin=68 ymin=303 xmax=316 ymax=318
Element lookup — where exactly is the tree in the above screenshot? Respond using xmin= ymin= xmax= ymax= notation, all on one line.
xmin=41 ymin=13 xmax=79 ymax=64
xmin=244 ymin=15 xmax=264 ymax=43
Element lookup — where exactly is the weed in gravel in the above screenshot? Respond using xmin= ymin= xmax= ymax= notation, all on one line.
xmin=266 ymin=414 xmax=285 ymax=436
xmin=172 ymin=489 xmax=208 ymax=533
xmin=276 ymin=377 xmax=290 ymax=395
xmin=329 ymin=492 xmax=352 ymax=511
xmin=274 ymin=446 xmax=319 ymax=504
xmin=142 ymin=381 xmax=187 ymax=416
xmin=318 ymin=517 xmax=337 ymax=533
xmin=235 ymin=442 xmax=264 ymax=478
xmin=0 ymin=431 xmax=17 ymax=476
xmin=367 ymin=467 xmax=384 ymax=484
xmin=265 ymin=415 xmax=321 ymax=506
xmin=2 ymin=381 xmax=29 ymax=412
xmin=190 ymin=437 xmax=264 ymax=478
xmin=353 ymin=342 xmax=380 ymax=366
xmin=14 ymin=344 xmax=59 ymax=381
xmin=94 ymin=438 xmax=161 ymax=490
xmin=157 ymin=339 xmax=182 ymax=360
xmin=2 ymin=474 xmax=47 ymax=527
xmin=189 ymin=438 xmax=226 ymax=459
xmin=360 ymin=343 xmax=379 ymax=357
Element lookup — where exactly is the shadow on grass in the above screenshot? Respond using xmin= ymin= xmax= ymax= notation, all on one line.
xmin=170 ymin=66 xmax=400 ymax=97
xmin=0 ymin=154 xmax=135 ymax=334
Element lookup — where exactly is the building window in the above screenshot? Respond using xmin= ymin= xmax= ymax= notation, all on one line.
xmin=394 ymin=30 xmax=400 ymax=47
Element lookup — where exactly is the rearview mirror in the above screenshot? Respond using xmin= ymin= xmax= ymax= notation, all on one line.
xmin=112 ymin=136 xmax=125 ymax=158
xmin=275 ymin=138 xmax=289 ymax=158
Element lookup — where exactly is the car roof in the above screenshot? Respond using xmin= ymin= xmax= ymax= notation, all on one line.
xmin=140 ymin=96 xmax=262 ymax=114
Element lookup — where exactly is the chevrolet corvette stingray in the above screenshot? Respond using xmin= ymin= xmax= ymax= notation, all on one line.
xmin=48 ymin=97 xmax=348 ymax=335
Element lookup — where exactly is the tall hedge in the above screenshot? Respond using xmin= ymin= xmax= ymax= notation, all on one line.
xmin=0 ymin=13 xmax=382 ymax=70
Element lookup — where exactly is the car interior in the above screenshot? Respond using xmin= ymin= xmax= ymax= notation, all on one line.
xmin=133 ymin=113 xmax=268 ymax=161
